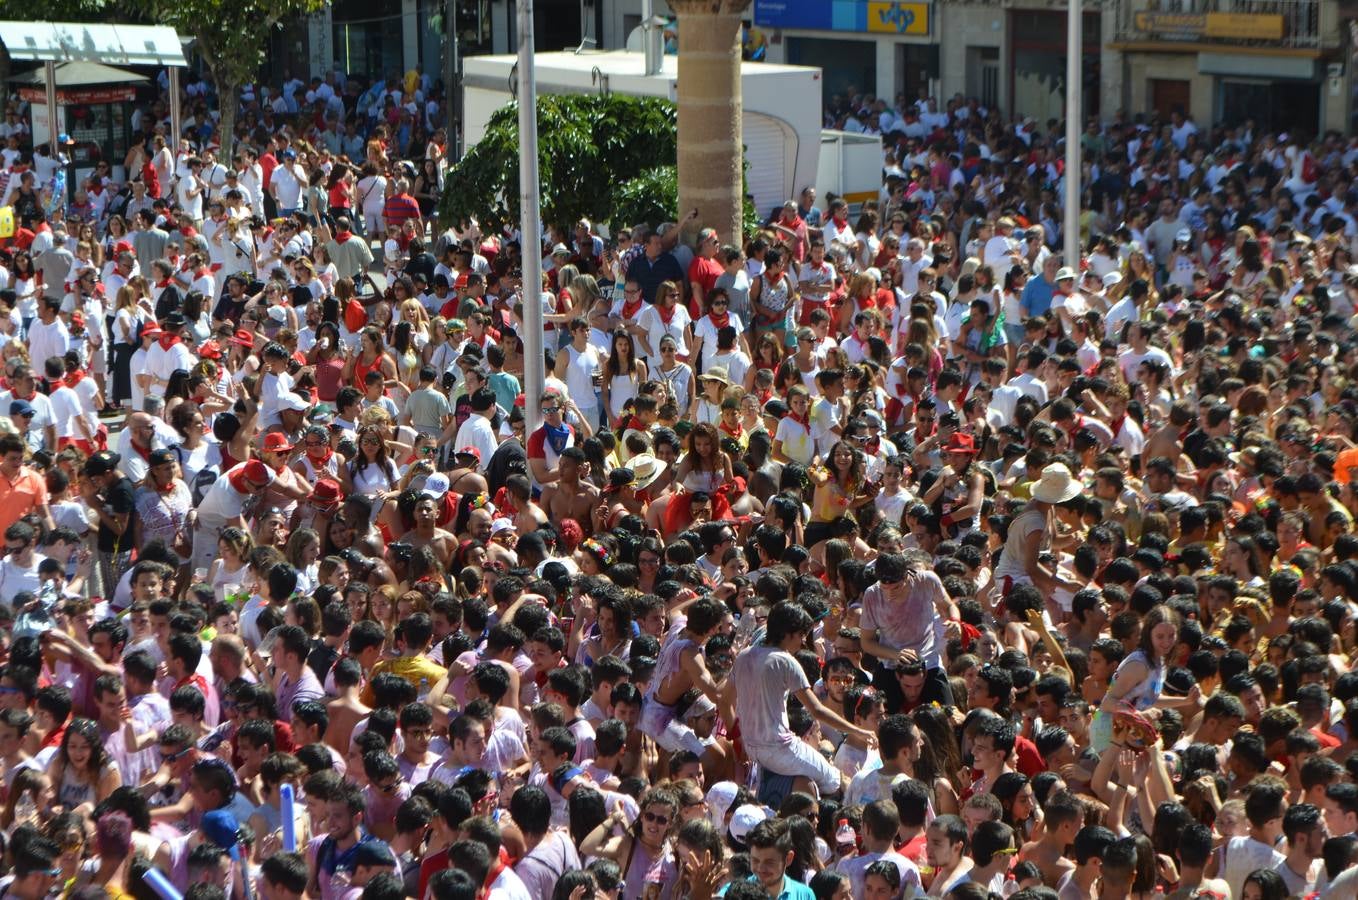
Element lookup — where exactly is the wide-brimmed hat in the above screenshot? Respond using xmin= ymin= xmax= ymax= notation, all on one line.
xmin=1032 ymin=462 xmax=1082 ymax=504
xmin=626 ymin=453 xmax=667 ymax=491
xmin=1054 ymin=266 xmax=1078 ymax=282
xmin=701 ymin=366 xmax=731 ymax=386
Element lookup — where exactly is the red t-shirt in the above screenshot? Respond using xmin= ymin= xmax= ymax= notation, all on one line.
xmin=687 ymin=256 xmax=724 ymax=317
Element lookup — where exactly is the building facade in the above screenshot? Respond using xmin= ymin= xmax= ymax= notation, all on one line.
xmin=269 ymin=0 xmax=1354 ymax=136
xmin=749 ymin=0 xmax=1348 ymax=135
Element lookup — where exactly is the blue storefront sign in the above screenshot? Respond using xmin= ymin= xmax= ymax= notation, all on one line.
xmin=754 ymin=0 xmax=931 ymax=35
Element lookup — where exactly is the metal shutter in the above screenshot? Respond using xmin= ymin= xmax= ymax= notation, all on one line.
xmin=743 ymin=112 xmax=794 ymax=218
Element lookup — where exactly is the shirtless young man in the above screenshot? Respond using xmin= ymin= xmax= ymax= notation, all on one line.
xmin=636 ymin=595 xmax=736 ymax=783
xmin=504 ymin=474 xmax=549 ymax=534
xmin=447 ymin=448 xmax=489 ymax=496
xmin=538 ymin=447 xmax=600 ymax=530
xmin=401 ymin=496 xmax=458 ymax=570
xmin=324 ymin=657 xmax=372 ymax=752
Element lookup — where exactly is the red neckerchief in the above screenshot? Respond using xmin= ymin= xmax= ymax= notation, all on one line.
xmin=719 ymin=419 xmax=743 ymax=441
xmin=1109 ymin=413 xmax=1127 ymax=437
xmin=469 ymin=333 xmax=488 ymax=348
xmin=831 ymin=215 xmax=848 ymax=228
xmin=66 ymin=369 xmax=86 ymax=387
xmin=534 ymin=658 xmax=568 ymax=688
xmin=621 ymin=295 xmax=644 ymax=319
xmin=130 ymin=440 xmax=152 ymax=462
xmin=787 ymin=408 xmax=810 ymax=429
xmin=41 ymin=719 xmax=68 ymax=750
xmin=622 ymin=415 xmax=645 ymax=433
xmin=48 ymin=378 xmax=65 ymax=391
xmin=155 ymin=476 xmax=176 ymax=494
xmin=307 ymin=446 xmax=335 ymax=468
xmin=181 ymin=226 xmax=197 ymax=239
xmin=155 ymin=279 xmax=173 ymax=290
xmin=158 ymin=334 xmax=181 ymax=351
xmin=657 ymin=303 xmax=678 ymax=325
xmin=334 ymin=230 xmax=355 ymax=244
xmin=175 ymin=672 xmax=210 ymax=698
xmin=756 ymin=387 xmax=772 ymax=406
xmin=36 ymin=223 xmax=50 ymax=235
xmin=195 ymin=267 xmax=210 ymax=279
xmin=708 ymin=309 xmax=730 ymax=329
xmin=484 ymin=847 xmax=510 ymax=891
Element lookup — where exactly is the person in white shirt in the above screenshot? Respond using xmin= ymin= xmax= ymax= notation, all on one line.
xmin=0 ymin=520 xmax=47 ymax=602
xmin=452 ymin=388 xmax=499 ymax=471
xmin=236 ymin=149 xmax=265 ymax=217
xmin=175 ymin=158 xmax=206 ymax=225
xmin=983 ymin=218 xmax=1018 ymax=271
xmin=144 ymin=313 xmax=196 ymax=399
xmin=27 ymin=299 xmax=70 ymax=374
xmin=271 ymin=151 xmax=306 ymax=215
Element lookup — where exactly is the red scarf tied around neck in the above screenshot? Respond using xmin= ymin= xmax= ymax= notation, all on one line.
xmin=158 ymin=333 xmax=181 ymax=352
xmin=708 ymin=309 xmax=730 ymax=329
xmin=621 ymin=295 xmax=644 ymax=320
xmin=657 ymin=303 xmax=678 ymax=325
xmin=334 ymin=230 xmax=355 ymax=244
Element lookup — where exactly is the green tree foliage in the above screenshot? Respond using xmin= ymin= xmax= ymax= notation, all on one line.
xmin=611 ymin=165 xmax=677 ymax=234
xmin=125 ymin=0 xmax=324 ymax=157
xmin=441 ymin=94 xmax=679 ymax=233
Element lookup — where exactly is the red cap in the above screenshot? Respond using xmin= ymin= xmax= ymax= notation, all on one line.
xmin=942 ymin=432 xmax=978 ymax=455
xmin=199 ymin=340 xmax=223 ymax=359
xmin=456 ymin=446 xmax=482 ymax=462
xmin=261 ymin=432 xmax=294 ymax=453
xmin=114 ymin=240 xmax=133 ymax=254
xmin=240 ymin=459 xmax=273 ymax=485
xmin=312 ymin=478 xmax=342 ymax=506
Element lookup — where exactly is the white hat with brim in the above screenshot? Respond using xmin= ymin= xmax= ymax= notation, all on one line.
xmin=701 ymin=366 xmax=732 ymax=386
xmin=1054 ymin=266 xmax=1078 ymax=282
xmin=1031 ymin=462 xmax=1083 ymax=504
xmin=626 ymin=453 xmax=667 ymax=492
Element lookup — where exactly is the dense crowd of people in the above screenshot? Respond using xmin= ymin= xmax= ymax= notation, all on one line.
xmin=0 ymin=57 xmax=1357 ymax=900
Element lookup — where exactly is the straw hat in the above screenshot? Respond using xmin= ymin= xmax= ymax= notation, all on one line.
xmin=1031 ymin=462 xmax=1082 ymax=504
xmin=625 ymin=454 xmax=667 ymax=491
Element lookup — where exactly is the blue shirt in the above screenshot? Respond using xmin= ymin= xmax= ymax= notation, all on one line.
xmin=1020 ymin=275 xmax=1056 ymax=318
xmin=718 ymin=874 xmax=815 ymax=900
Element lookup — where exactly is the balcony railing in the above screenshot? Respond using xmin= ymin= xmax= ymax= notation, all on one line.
xmin=1112 ymin=0 xmax=1330 ymax=50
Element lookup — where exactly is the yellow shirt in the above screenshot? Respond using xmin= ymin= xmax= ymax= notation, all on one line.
xmin=361 ymin=654 xmax=448 ymax=705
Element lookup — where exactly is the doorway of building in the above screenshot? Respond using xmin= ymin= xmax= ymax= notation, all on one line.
xmin=1151 ymin=79 xmax=1191 ymax=119
xmin=1219 ymin=79 xmax=1319 ymax=134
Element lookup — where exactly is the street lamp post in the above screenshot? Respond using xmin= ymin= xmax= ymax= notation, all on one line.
xmin=1063 ymin=0 xmax=1082 ymax=269
xmin=518 ymin=0 xmax=545 ymax=434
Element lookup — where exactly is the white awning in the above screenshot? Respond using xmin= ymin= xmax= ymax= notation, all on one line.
xmin=0 ymin=22 xmax=186 ymax=66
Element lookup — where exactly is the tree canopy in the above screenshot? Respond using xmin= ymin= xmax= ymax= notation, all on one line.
xmin=441 ymin=94 xmax=680 ymax=234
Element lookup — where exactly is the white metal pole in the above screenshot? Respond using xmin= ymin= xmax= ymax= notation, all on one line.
xmin=169 ymin=67 xmax=182 ymax=149
xmin=518 ymin=0 xmax=545 ymax=435
xmin=44 ymin=61 xmax=58 ymax=149
xmin=1063 ymin=0 xmax=1082 ymax=269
